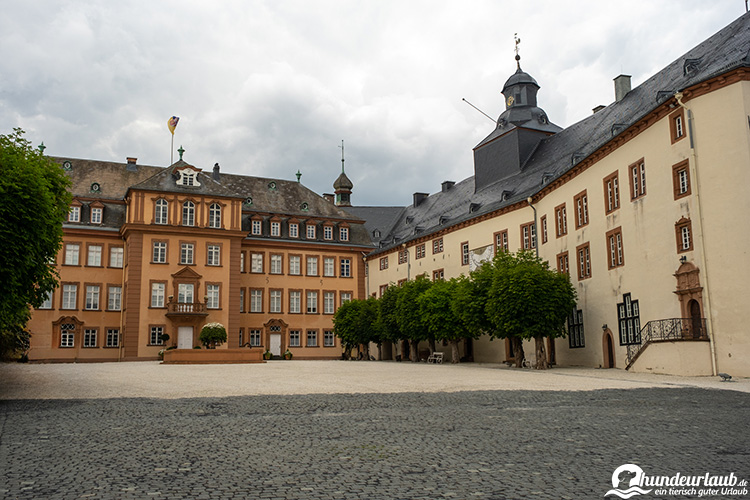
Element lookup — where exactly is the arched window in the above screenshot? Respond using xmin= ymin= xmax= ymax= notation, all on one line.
xmin=209 ymin=203 xmax=221 ymax=228
xmin=182 ymin=201 xmax=195 ymax=227
xmin=155 ymin=199 xmax=168 ymax=225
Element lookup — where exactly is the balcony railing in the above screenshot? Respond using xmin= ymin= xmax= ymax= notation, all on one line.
xmin=625 ymin=317 xmax=708 ymax=370
xmin=166 ymin=300 xmax=207 ymax=315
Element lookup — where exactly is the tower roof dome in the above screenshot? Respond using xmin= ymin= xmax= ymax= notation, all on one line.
xmin=334 ymin=171 xmax=353 ymax=190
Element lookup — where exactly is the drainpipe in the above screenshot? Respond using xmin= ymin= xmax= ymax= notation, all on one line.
xmin=403 ymin=243 xmax=411 ymax=281
xmin=674 ymin=91 xmax=717 ymax=376
xmin=526 ymin=197 xmax=539 ymax=258
xmin=362 ymin=253 xmax=369 ymax=298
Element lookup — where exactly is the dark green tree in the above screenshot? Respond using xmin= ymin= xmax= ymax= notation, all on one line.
xmin=0 ymin=129 xmax=71 ymax=358
xmin=333 ymin=297 xmax=380 ymax=359
xmin=377 ymin=283 xmax=403 ymax=359
xmin=396 ymin=275 xmax=432 ymax=362
xmin=486 ymin=250 xmax=576 ymax=369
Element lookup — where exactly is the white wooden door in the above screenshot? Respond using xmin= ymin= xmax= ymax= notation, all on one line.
xmin=270 ymin=334 xmax=281 ymax=356
xmin=178 ymin=326 xmax=193 ymax=349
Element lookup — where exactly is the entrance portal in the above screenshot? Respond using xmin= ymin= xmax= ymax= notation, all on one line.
xmin=689 ymin=300 xmax=702 ymax=339
xmin=178 ymin=326 xmax=193 ymax=349
xmin=269 ymin=334 xmax=281 ymax=356
xmin=603 ymin=328 xmax=615 ymax=368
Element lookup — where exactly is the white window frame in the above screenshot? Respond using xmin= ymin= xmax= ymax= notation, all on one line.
xmin=182 ymin=201 xmax=195 ymax=227
xmin=180 ymin=243 xmax=194 ymax=265
xmin=83 ymin=328 xmax=97 ymax=348
xmin=250 ymin=289 xmax=263 ymax=313
xmin=251 ymin=219 xmax=262 ymax=235
xmin=271 ymin=221 xmax=280 ymax=237
xmin=324 ymin=226 xmax=333 ymax=240
xmin=108 ymin=286 xmax=122 ymax=311
xmin=270 ymin=254 xmax=282 ymax=274
xmin=307 ymin=256 xmax=318 ymax=276
xmin=65 ymin=244 xmax=80 ymax=266
xmin=207 ymin=245 xmax=221 ymax=266
xmin=251 ymin=253 xmax=263 ymax=273
xmin=324 ymin=292 xmax=335 ymax=314
xmin=340 ymin=259 xmax=351 ymax=278
xmin=270 ymin=290 xmax=282 ymax=313
xmin=87 ymin=245 xmax=102 ymax=267
xmin=306 ymin=291 xmax=318 ymax=314
xmin=289 ymin=223 xmax=299 ymax=238
xmin=206 ymin=284 xmax=220 ymax=309
xmin=290 ymin=291 xmax=301 ymax=313
xmin=324 ymin=257 xmax=335 ymax=277
xmin=208 ymin=203 xmax=221 ymax=228
xmin=151 ymin=283 xmax=165 ymax=308
xmin=289 ymin=255 xmax=301 ymax=275
xmin=90 ymin=207 xmax=103 ymax=224
xmin=106 ymin=328 xmax=120 ymax=348
xmin=153 ymin=242 xmax=167 ymax=263
xmin=289 ymin=330 xmax=301 ymax=347
xmin=85 ymin=285 xmax=100 ymax=310
xmin=306 ymin=224 xmax=316 ymax=239
xmin=68 ymin=206 xmax=80 ymax=223
xmin=155 ymin=199 xmax=168 ymax=224
xmin=339 ymin=227 xmax=349 ymax=241
xmin=110 ymin=247 xmax=124 ymax=268
xmin=62 ymin=284 xmax=77 ymax=310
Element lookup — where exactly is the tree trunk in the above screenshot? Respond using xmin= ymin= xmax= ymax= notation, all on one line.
xmin=377 ymin=343 xmax=382 ymax=361
xmin=363 ymin=342 xmax=370 ymax=360
xmin=429 ymin=339 xmax=437 ymax=354
xmin=400 ymin=340 xmax=409 ymax=361
xmin=450 ymin=340 xmax=460 ymax=364
xmin=410 ymin=340 xmax=419 ymax=362
xmin=534 ymin=335 xmax=548 ymax=370
xmin=513 ymin=337 xmax=525 ymax=368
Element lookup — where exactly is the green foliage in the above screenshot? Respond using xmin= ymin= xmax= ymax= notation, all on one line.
xmin=199 ymin=322 xmax=227 ymax=348
xmin=333 ymin=297 xmax=381 ymax=350
xmin=419 ymin=278 xmax=469 ymax=343
xmin=0 ymin=129 xmax=71 ymax=355
xmin=486 ymin=250 xmax=576 ymax=341
xmin=395 ymin=275 xmax=432 ymax=343
xmin=0 ymin=325 xmax=30 ymax=361
xmin=377 ymin=284 xmax=403 ymax=342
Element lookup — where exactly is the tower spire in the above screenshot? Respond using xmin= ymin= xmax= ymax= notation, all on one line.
xmin=339 ymin=139 xmax=345 ymax=173
xmin=514 ymin=33 xmax=521 ymax=69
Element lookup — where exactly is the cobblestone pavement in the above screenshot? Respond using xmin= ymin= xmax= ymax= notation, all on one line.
xmin=1 ymin=389 xmax=749 ymax=499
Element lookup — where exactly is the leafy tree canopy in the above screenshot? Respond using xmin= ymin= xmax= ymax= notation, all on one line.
xmin=333 ymin=297 xmax=381 ymax=351
xmin=395 ymin=275 xmax=432 ymax=343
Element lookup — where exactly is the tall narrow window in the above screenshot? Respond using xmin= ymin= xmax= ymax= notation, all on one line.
xmin=398 ymin=249 xmax=408 ymax=265
xmin=306 ymin=330 xmax=318 ymax=347
xmin=250 ymin=289 xmax=263 ymax=312
xmin=306 ymin=224 xmax=316 ymax=239
xmin=606 ymin=227 xmax=624 ymax=269
xmin=87 ymin=245 xmax=102 ymax=267
xmin=182 ymin=201 xmax=195 ymax=226
xmin=339 ymin=227 xmax=349 ymax=241
xmin=618 ymin=293 xmax=641 ymax=345
xmin=432 ymin=238 xmax=444 ymax=254
xmin=520 ymin=222 xmax=536 ymax=249
xmin=289 ymin=255 xmax=301 ymax=275
xmin=108 ymin=286 xmax=122 ymax=311
xmin=68 ymin=206 xmax=80 ymax=223
xmin=289 ymin=223 xmax=299 ymax=238
xmin=110 ymin=247 xmax=124 ymax=268
xmin=65 ymin=243 xmax=80 ymax=266
xmin=306 ymin=291 xmax=318 ymax=313
xmin=151 ymin=283 xmax=165 ymax=308
xmin=83 ymin=329 xmax=98 ymax=348
xmin=180 ymin=243 xmax=194 ymax=265
xmin=155 ymin=199 xmax=168 ymax=224
xmin=324 ymin=292 xmax=335 ymax=314
xmin=380 ymin=256 xmax=389 ymax=270
xmin=150 ymin=326 xmax=164 ymax=345
xmin=324 ymin=330 xmax=335 ymax=347
xmin=603 ymin=172 xmax=620 ymax=214
xmin=153 ymin=242 xmax=167 ymax=263
xmin=251 ymin=219 xmax=262 ymax=235
xmin=60 ymin=323 xmax=75 ymax=347
xmin=289 ymin=291 xmax=301 ymax=313
xmin=461 ymin=242 xmax=470 ymax=266
xmin=340 ymin=258 xmax=351 ymax=278
xmin=306 ymin=256 xmax=318 ymax=276
xmin=629 ymin=159 xmax=647 ymax=200
xmin=576 ymin=242 xmax=591 ymax=280
xmin=270 ymin=221 xmax=280 ymax=237
xmin=675 ymin=218 xmax=693 ymax=253
xmin=270 ymin=290 xmax=282 ymax=313
xmin=416 ymin=244 xmax=426 ymax=259
xmin=251 ymin=253 xmax=263 ymax=273
xmin=540 ymin=216 xmax=548 ymax=244
xmin=271 ymin=254 xmax=283 ymax=274
xmin=62 ymin=284 xmax=77 ymax=310
xmin=85 ymin=285 xmax=100 ymax=310
xmin=555 ymin=204 xmax=567 ymax=237
xmin=289 ymin=330 xmax=301 ymax=347
xmin=494 ymin=230 xmax=508 ymax=254
xmin=568 ymin=309 xmax=585 ymax=348
xmin=323 ymin=257 xmax=335 ymax=276
xmin=208 ymin=203 xmax=221 ymax=228
xmin=574 ymin=190 xmax=589 ymax=229
xmin=669 ymin=108 xmax=686 ymax=144
xmin=556 ymin=252 xmax=569 ymax=275
xmin=207 ymin=245 xmax=221 ymax=266
xmin=90 ymin=207 xmax=103 ymax=224
xmin=672 ymin=160 xmax=691 ymax=200
xmin=206 ymin=285 xmax=219 ymax=309
xmin=106 ymin=328 xmax=120 ymax=348
xmin=324 ymin=225 xmax=333 ymax=240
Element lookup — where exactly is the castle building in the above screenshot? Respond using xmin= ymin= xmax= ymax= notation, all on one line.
xmin=360 ymin=13 xmax=750 ymax=376
xmin=27 ymin=150 xmax=373 ymax=361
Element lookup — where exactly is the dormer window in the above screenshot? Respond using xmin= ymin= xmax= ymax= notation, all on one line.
xmin=251 ymin=219 xmax=262 ymax=236
xmin=177 ymin=168 xmax=202 ymax=187
xmin=340 ymin=226 xmax=349 ymax=241
xmin=90 ymin=207 xmax=103 ymax=224
xmin=68 ymin=206 xmax=80 ymax=223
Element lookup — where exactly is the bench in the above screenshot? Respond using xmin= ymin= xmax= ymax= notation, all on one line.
xmin=427 ymin=352 xmax=443 ymax=364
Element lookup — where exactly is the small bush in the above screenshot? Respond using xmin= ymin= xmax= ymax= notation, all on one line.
xmin=199 ymin=322 xmax=227 ymax=348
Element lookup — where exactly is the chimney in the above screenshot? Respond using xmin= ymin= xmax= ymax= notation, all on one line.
xmin=126 ymin=157 xmax=137 ymax=171
xmin=614 ymin=75 xmax=631 ymax=102
xmin=413 ymin=192 xmax=429 ymax=207
xmin=323 ymin=193 xmax=334 ymax=203
xmin=441 ymin=181 xmax=455 ymax=193
xmin=212 ymin=162 xmax=221 ymax=181
xmin=592 ymin=105 xmax=606 ymax=114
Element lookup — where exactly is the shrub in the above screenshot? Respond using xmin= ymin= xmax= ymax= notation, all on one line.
xmin=199 ymin=322 xmax=227 ymax=349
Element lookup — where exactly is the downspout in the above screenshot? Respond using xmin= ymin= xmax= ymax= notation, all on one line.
xmin=526 ymin=197 xmax=539 ymax=258
xmin=403 ymin=243 xmax=411 ymax=281
xmin=675 ymin=91 xmax=717 ymax=376
xmin=362 ymin=253 xmax=369 ymax=298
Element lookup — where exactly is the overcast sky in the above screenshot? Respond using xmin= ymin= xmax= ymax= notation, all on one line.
xmin=1 ymin=1 xmax=743 ymax=206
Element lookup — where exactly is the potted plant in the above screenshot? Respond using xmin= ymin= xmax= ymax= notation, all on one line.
xmin=199 ymin=322 xmax=227 ymax=349
xmin=283 ymin=349 xmax=293 ymax=360
xmin=263 ymin=350 xmax=272 ymax=360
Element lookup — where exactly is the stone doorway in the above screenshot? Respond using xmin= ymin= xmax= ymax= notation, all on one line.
xmin=603 ymin=328 xmax=615 ymax=368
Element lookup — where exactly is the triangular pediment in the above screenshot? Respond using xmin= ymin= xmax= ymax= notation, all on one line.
xmin=171 ymin=267 xmax=203 ymax=280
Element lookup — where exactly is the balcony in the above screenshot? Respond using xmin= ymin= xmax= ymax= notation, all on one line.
xmin=625 ymin=317 xmax=708 ymax=370
xmin=165 ymin=299 xmax=208 ymax=318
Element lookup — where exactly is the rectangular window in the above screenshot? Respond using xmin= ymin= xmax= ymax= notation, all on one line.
xmin=540 ymin=216 xmax=548 ymax=244
xmin=461 ymin=242 xmax=470 ymax=266
xmin=416 ymin=244 xmax=426 ymax=259
xmin=676 ymin=218 xmax=693 ymax=253
xmin=270 ymin=254 xmax=283 ymax=274
xmin=250 ymin=289 xmax=263 ymax=313
xmin=206 ymin=284 xmax=219 ymax=309
xmin=324 ymin=292 xmax=335 ymax=314
xmin=251 ymin=219 xmax=262 ymax=235
xmin=340 ymin=258 xmax=351 ymax=278
xmin=339 ymin=227 xmax=349 ymax=241
xmin=603 ymin=172 xmax=620 ymax=214
xmin=207 ymin=245 xmax=221 ymax=266
xmin=380 ymin=256 xmax=388 ymax=270
xmin=618 ymin=293 xmax=641 ymax=345
xmin=289 ymin=223 xmax=299 ymax=238
xmin=251 ymin=253 xmax=263 ymax=273
xmin=153 ymin=242 xmax=167 ymax=263
xmin=90 ymin=207 xmax=103 ymax=224
xmin=65 ymin=243 xmax=80 ymax=265
xmin=270 ymin=290 xmax=282 ymax=313
xmin=180 ymin=243 xmax=194 ymax=265
xmin=306 ymin=224 xmax=316 ymax=239
xmin=208 ymin=203 xmax=222 ymax=228
xmin=324 ymin=330 xmax=335 ymax=347
xmin=110 ymin=247 xmax=124 ymax=268
xmin=324 ymin=257 xmax=335 ymax=277
xmin=62 ymin=284 xmax=77 ymax=309
xmin=669 ymin=108 xmax=686 ymax=144
xmin=576 ymin=242 xmax=592 ymax=280
xmin=606 ymin=227 xmax=625 ymax=269
xmin=68 ymin=206 xmax=80 ymax=223
xmin=555 ymin=204 xmax=568 ymax=237
xmin=155 ymin=199 xmax=168 ymax=225
xmin=557 ymin=252 xmax=569 ymax=275
xmin=271 ymin=221 xmax=280 ymax=237
xmin=60 ymin=323 xmax=74 ymax=347
xmin=108 ymin=286 xmax=122 ymax=311
xmin=289 ymin=291 xmax=301 ymax=314
xmin=39 ymin=290 xmax=53 ymax=309
xmin=324 ymin=225 xmax=333 ymax=240
xmin=306 ymin=291 xmax=318 ymax=314
xmin=289 ymin=330 xmax=301 ymax=347
xmin=398 ymin=249 xmax=408 ymax=265
xmin=520 ymin=222 xmax=536 ymax=249
xmin=150 ymin=326 xmax=164 ymax=345
xmin=340 ymin=292 xmax=352 ymax=304
xmin=432 ymin=269 xmax=444 ymax=281
xmin=494 ymin=230 xmax=508 ymax=254
xmin=106 ymin=328 xmax=119 ymax=348
xmin=574 ymin=190 xmax=589 ymax=229
xmin=379 ymin=284 xmax=388 ymax=297
xmin=306 ymin=330 xmax=318 ymax=347
xmin=432 ymin=238 xmax=443 ymax=254
xmin=250 ymin=329 xmax=261 ymax=347
xmin=306 ymin=256 xmax=318 ymax=276
xmin=151 ymin=282 xmax=166 ymax=308
xmin=672 ymin=160 xmax=691 ymax=199
xmin=85 ymin=285 xmax=100 ymax=310
xmin=289 ymin=255 xmax=301 ymax=275
xmin=568 ymin=309 xmax=585 ymax=348
xmin=629 ymin=159 xmax=647 ymax=200
xmin=177 ymin=283 xmax=194 ymax=304
xmin=240 ymin=252 xmax=246 ymax=272
xmin=83 ymin=328 xmax=97 ymax=348
xmin=87 ymin=245 xmax=102 ymax=267
xmin=240 ymin=288 xmax=245 ymax=313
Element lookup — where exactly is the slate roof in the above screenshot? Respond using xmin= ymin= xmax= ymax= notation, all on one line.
xmin=128 ymin=159 xmax=239 ymax=199
xmin=370 ymin=12 xmax=750 ymax=254
xmin=343 ymin=206 xmax=405 ymax=245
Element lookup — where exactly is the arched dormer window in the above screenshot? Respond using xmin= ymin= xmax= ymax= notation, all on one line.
xmin=182 ymin=201 xmax=195 ymax=227
xmin=155 ymin=199 xmax=169 ymax=225
xmin=209 ymin=203 xmax=221 ymax=228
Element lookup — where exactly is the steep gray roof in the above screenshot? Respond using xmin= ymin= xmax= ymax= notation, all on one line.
xmin=371 ymin=12 xmax=750 ymax=255
xmin=128 ymin=159 xmax=240 ymax=199
xmin=343 ymin=206 xmax=405 ymax=245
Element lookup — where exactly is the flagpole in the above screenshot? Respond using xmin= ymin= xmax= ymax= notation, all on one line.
xmin=171 ymin=134 xmax=174 ymax=165
xmin=167 ymin=116 xmax=179 ymax=165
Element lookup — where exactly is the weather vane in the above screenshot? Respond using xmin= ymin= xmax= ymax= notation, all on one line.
xmin=338 ymin=140 xmax=345 ymax=173
xmin=514 ymin=33 xmax=521 ymax=68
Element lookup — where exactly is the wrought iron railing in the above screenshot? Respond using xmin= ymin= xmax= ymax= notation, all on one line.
xmin=166 ymin=301 xmax=207 ymax=314
xmin=625 ymin=317 xmax=708 ymax=370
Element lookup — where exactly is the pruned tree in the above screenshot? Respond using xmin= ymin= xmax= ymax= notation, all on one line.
xmin=395 ymin=275 xmax=432 ymax=362
xmin=486 ymin=250 xmax=576 ymax=369
xmin=333 ymin=297 xmax=381 ymax=359
xmin=377 ymin=283 xmax=404 ymax=360
xmin=420 ymin=277 xmax=480 ymax=363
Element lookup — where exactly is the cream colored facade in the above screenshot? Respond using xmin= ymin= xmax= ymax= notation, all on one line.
xmin=365 ymin=33 xmax=750 ymax=377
